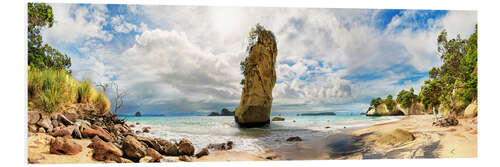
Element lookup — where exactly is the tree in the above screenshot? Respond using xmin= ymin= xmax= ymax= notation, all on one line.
xmin=95 ymin=82 xmax=111 ymax=94
xmin=385 ymin=94 xmax=394 ymax=111
xmin=28 ymin=3 xmax=71 ymax=71
xmin=396 ymin=88 xmax=417 ymax=109
xmin=111 ymin=82 xmax=129 ymax=114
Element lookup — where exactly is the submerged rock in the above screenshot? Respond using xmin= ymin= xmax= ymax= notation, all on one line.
xmin=234 ymin=25 xmax=278 ymax=127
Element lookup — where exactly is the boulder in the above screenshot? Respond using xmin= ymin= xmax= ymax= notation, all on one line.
xmin=179 ymin=155 xmax=193 ymax=162
xmin=37 ymin=118 xmax=53 ymax=132
xmin=82 ymin=125 xmax=113 ymax=142
xmin=163 ymin=142 xmax=179 ymax=156
xmin=87 ymin=136 xmax=123 ymax=162
xmin=136 ymin=136 xmax=163 ymax=154
xmin=375 ymin=128 xmax=415 ymax=146
xmin=195 ymin=148 xmax=209 ymax=158
xmin=272 ymin=117 xmax=285 ymax=121
xmin=146 ymin=148 xmax=163 ymax=162
xmin=122 ymin=135 xmax=147 ymax=160
xmin=464 ymin=100 xmax=478 ymax=118
xmin=234 ymin=26 xmax=278 ymax=127
xmin=28 ymin=111 xmax=41 ymax=125
xmin=49 ymin=137 xmax=82 ymax=155
xmin=51 ymin=125 xmax=75 ymax=137
xmin=177 ymin=138 xmax=195 ymax=156
xmin=286 ymin=136 xmax=302 ymax=142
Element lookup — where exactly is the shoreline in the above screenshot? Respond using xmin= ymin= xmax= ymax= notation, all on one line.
xmin=27 ymin=115 xmax=476 ymax=163
xmin=273 ymin=115 xmax=476 ymax=160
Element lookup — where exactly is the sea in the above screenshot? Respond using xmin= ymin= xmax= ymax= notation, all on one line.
xmin=119 ymin=114 xmax=401 ymax=154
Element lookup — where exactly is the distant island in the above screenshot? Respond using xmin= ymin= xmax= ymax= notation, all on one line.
xmin=135 ymin=112 xmax=142 ymax=117
xmin=298 ymin=112 xmax=336 ymax=116
xmin=208 ymin=108 xmax=234 ymax=116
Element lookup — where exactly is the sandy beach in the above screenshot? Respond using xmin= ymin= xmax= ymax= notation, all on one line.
xmin=27 ymin=115 xmax=477 ymax=163
xmin=275 ymin=115 xmax=477 ymax=160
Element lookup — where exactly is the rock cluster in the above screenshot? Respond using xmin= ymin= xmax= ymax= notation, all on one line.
xmin=27 ymin=104 xmax=232 ymax=163
xmin=234 ymin=26 xmax=278 ymax=127
xmin=433 ymin=116 xmax=459 ymax=127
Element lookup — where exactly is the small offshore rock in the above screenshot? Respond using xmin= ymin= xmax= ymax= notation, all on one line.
xmin=286 ymin=136 xmax=302 ymax=142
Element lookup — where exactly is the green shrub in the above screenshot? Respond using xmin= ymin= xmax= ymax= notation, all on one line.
xmin=28 ymin=67 xmax=109 ymax=114
xmin=77 ymin=80 xmax=93 ymax=103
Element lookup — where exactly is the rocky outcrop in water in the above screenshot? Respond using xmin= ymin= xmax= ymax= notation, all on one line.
xmin=234 ymin=25 xmax=278 ymax=127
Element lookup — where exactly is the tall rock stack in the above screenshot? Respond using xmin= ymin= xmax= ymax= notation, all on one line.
xmin=234 ymin=26 xmax=277 ymax=127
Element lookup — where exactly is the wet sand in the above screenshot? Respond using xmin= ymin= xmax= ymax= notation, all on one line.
xmin=274 ymin=115 xmax=477 ymax=160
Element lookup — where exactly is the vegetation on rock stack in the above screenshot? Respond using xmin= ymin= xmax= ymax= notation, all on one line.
xmin=27 ymin=3 xmax=110 ymax=114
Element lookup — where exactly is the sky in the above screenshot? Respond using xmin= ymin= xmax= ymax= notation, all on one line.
xmin=40 ymin=4 xmax=477 ymax=115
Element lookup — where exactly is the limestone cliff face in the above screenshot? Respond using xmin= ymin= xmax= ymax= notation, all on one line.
xmin=366 ymin=102 xmax=429 ymax=116
xmin=234 ymin=28 xmax=277 ymax=127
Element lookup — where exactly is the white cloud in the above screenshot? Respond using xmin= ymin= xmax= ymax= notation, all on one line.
xmin=110 ymin=15 xmax=138 ymax=33
xmin=42 ymin=4 xmax=112 ymax=46
xmin=42 ymin=5 xmax=477 ymax=113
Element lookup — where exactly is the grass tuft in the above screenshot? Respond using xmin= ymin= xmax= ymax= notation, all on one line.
xmin=28 ymin=67 xmax=110 ymax=114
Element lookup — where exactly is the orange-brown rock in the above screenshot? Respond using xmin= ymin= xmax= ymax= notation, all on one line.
xmin=82 ymin=125 xmax=112 ymax=142
xmin=49 ymin=137 xmax=82 ymax=155
xmin=234 ymin=25 xmax=278 ymax=127
xmin=87 ymin=136 xmax=123 ymax=162
xmin=177 ymin=138 xmax=195 ymax=156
